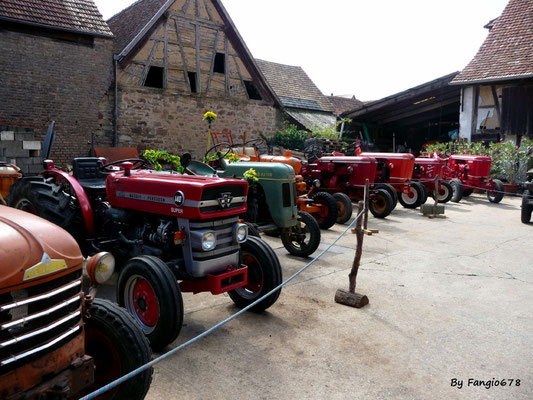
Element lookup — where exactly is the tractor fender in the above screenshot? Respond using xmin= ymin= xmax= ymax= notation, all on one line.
xmin=43 ymin=168 xmax=95 ymax=235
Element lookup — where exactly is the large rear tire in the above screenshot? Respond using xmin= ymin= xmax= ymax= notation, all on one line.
xmin=369 ymin=188 xmax=394 ymax=218
xmin=117 ymin=256 xmax=183 ymax=351
xmin=7 ymin=176 xmax=86 ymax=250
xmin=280 ymin=211 xmax=321 ymax=257
xmin=333 ymin=192 xmax=353 ymax=224
xmin=521 ymin=193 xmax=532 ymax=224
xmin=309 ymin=191 xmax=338 ymax=229
xmin=487 ymin=179 xmax=504 ymax=203
xmin=398 ymin=184 xmax=422 ymax=209
xmin=83 ymin=299 xmax=152 ymax=400
xmin=374 ymin=183 xmax=398 ymax=208
xmin=229 ymin=236 xmax=283 ymax=312
xmin=450 ymin=178 xmax=463 ymax=203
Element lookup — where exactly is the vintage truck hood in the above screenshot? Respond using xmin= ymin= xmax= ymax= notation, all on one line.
xmin=0 ymin=206 xmax=83 ymax=293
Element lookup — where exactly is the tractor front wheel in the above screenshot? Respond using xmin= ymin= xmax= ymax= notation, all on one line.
xmin=333 ymin=192 xmax=353 ymax=224
xmin=450 ymin=179 xmax=464 ymax=203
xmin=309 ymin=192 xmax=338 ymax=229
xmin=229 ymin=236 xmax=283 ymax=312
xmin=374 ymin=183 xmax=398 ymax=209
xmin=521 ymin=192 xmax=532 ymax=224
xmin=117 ymin=256 xmax=183 ymax=351
xmin=434 ymin=181 xmax=454 ymax=203
xmin=487 ymin=179 xmax=504 ymax=203
xmin=246 ymin=222 xmax=261 ymax=237
xmin=83 ymin=299 xmax=152 ymax=400
xmin=369 ymin=188 xmax=394 ymax=218
xmin=398 ymin=184 xmax=422 ymax=209
xmin=413 ymin=182 xmax=428 ymax=205
xmin=281 ymin=211 xmax=321 ymax=257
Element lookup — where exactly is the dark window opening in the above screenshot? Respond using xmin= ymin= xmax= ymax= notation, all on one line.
xmin=187 ymin=72 xmax=197 ymax=93
xmin=244 ymin=80 xmax=262 ymax=100
xmin=144 ymin=66 xmax=164 ymax=88
xmin=213 ymin=53 xmax=225 ymax=74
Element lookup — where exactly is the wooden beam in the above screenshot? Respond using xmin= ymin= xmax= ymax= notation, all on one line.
xmin=379 ymin=96 xmax=459 ymax=124
xmin=195 ymin=23 xmax=201 ymax=92
xmin=203 ymin=0 xmax=214 ymax=21
xmin=174 ymin=19 xmax=191 ymax=92
xmin=206 ymin=30 xmax=220 ymax=92
xmin=163 ymin=20 xmax=168 ymax=89
xmin=139 ymin=40 xmax=159 ymax=86
xmin=471 ymin=85 xmax=480 ymax=136
xmin=232 ymin=55 xmax=246 ymax=98
xmin=224 ymin=35 xmax=229 ymax=95
xmin=169 ymin=12 xmax=224 ymax=29
xmin=181 ymin=0 xmax=191 ymax=14
xmin=491 ymin=85 xmax=502 ymax=128
xmin=195 ymin=0 xmax=200 ymax=17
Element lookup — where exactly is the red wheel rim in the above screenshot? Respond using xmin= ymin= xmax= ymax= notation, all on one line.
xmin=132 ymin=279 xmax=159 ymax=327
xmin=243 ymin=254 xmax=263 ymax=293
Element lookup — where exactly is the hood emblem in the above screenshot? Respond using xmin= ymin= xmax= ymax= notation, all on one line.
xmin=218 ymin=192 xmax=233 ymax=209
xmin=174 ymin=191 xmax=185 ymax=207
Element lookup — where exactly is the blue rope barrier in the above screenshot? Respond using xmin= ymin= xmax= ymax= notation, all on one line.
xmin=79 ymin=207 xmax=367 ymax=400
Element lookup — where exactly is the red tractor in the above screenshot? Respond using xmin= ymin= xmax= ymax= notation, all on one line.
xmin=442 ymin=154 xmax=504 ymax=203
xmin=362 ymin=152 xmax=426 ymax=209
xmin=301 ymin=154 xmax=396 ymax=218
xmin=413 ymin=156 xmax=453 ymax=203
xmin=7 ymin=157 xmax=282 ymax=350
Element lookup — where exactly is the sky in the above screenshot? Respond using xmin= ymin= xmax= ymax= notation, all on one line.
xmin=94 ymin=0 xmax=509 ymax=101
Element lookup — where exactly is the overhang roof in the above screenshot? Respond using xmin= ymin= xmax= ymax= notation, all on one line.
xmin=451 ymin=0 xmax=533 ymax=85
xmin=285 ymin=110 xmax=337 ymax=131
xmin=0 ymin=0 xmax=113 ymax=37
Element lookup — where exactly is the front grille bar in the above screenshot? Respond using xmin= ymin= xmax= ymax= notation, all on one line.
xmin=199 ymin=196 xmax=246 ymax=208
xmin=0 ymin=311 xmax=81 ymax=349
xmin=1 ymin=294 xmax=81 ymax=330
xmin=0 ymin=279 xmax=82 ymax=312
xmin=0 ymin=325 xmax=81 ymax=367
xmin=189 ymin=217 xmax=239 ymax=229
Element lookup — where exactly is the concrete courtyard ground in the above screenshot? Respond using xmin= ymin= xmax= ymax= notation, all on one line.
xmin=104 ymin=194 xmax=532 ymax=399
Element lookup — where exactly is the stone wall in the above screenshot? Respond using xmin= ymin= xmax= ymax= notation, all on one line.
xmin=97 ymin=87 xmax=282 ymax=158
xmin=0 ymin=29 xmax=114 ymax=168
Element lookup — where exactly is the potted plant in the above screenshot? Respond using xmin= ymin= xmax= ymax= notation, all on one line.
xmin=491 ymin=139 xmax=533 ymax=192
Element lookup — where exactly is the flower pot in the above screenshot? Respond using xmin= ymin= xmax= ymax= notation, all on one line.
xmin=503 ymin=183 xmax=519 ymax=194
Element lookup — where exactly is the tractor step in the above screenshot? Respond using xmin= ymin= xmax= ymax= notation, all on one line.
xmin=180 ymin=266 xmax=248 ymax=295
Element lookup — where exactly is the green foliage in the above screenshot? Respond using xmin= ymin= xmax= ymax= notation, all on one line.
xmin=424 ymin=139 xmax=533 ymax=183
xmin=143 ymin=149 xmax=184 ymax=173
xmin=203 ymin=152 xmax=240 ymax=164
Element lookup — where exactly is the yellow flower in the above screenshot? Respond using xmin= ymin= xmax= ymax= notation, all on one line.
xmin=203 ymin=111 xmax=217 ymax=122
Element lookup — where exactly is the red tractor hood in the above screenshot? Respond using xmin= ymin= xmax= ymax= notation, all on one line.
xmin=0 ymin=206 xmax=83 ymax=293
xmin=106 ymin=170 xmax=249 ymax=219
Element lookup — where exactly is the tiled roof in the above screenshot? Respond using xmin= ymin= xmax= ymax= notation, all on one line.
xmin=255 ymin=59 xmax=334 ymax=112
xmin=285 ymin=110 xmax=337 ymax=130
xmin=328 ymin=95 xmax=364 ymax=115
xmin=452 ymin=0 xmax=533 ymax=84
xmin=107 ymin=0 xmax=167 ymax=54
xmin=0 ymin=0 xmax=113 ymax=37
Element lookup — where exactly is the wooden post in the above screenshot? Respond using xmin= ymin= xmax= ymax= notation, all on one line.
xmin=363 ymin=179 xmax=369 ymax=231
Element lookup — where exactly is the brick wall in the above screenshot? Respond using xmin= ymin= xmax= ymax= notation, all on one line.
xmin=0 ymin=29 xmax=114 ymax=168
xmin=97 ymin=87 xmax=282 ymax=159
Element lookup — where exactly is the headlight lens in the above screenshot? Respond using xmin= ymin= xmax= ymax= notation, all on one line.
xmin=202 ymin=232 xmax=216 ymax=251
xmin=86 ymin=252 xmax=115 ymax=285
xmin=235 ymin=224 xmax=248 ymax=243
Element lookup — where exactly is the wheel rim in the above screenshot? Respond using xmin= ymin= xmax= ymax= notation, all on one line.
xmin=85 ymin=326 xmax=122 ymax=398
xmin=437 ymin=185 xmax=449 ymax=200
xmin=401 ymin=187 xmax=418 ymax=205
xmin=14 ymin=198 xmax=37 ymax=214
xmin=124 ymin=275 xmax=159 ymax=333
xmin=286 ymin=217 xmax=311 ymax=250
xmin=371 ymin=194 xmax=387 ymax=213
xmin=336 ymin=200 xmax=346 ymax=218
xmin=235 ymin=254 xmax=264 ymax=299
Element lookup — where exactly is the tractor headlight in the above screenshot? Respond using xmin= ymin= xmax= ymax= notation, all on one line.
xmin=313 ymin=179 xmax=321 ymax=188
xmin=234 ymin=223 xmax=248 ymax=243
xmin=202 ymin=231 xmax=217 ymax=251
xmin=86 ymin=252 xmax=115 ymax=285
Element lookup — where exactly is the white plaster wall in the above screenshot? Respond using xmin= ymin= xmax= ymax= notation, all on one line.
xmin=459 ymin=86 xmax=473 ymax=142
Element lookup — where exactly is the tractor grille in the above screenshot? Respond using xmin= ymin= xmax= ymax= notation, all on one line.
xmin=200 ymin=186 xmax=246 ymax=213
xmin=0 ymin=269 xmax=83 ymax=374
xmin=189 ymin=217 xmax=240 ymax=262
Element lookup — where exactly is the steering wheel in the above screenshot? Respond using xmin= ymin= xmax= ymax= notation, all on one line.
xmin=205 ymin=142 xmax=232 ymax=160
xmin=101 ymin=158 xmax=146 ymax=173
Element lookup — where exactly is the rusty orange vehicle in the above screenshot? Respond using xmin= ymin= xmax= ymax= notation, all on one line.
xmin=0 ymin=206 xmax=152 ymax=399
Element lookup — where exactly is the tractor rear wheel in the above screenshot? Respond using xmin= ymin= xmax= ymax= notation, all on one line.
xmin=7 ymin=177 xmax=86 ymax=251
xmin=521 ymin=192 xmax=532 ymax=224
xmin=333 ymin=192 xmax=353 ymax=224
xmin=450 ymin=178 xmax=464 ymax=203
xmin=369 ymin=188 xmax=394 ymax=218
xmin=281 ymin=211 xmax=321 ymax=257
xmin=413 ymin=182 xmax=428 ymax=205
xmin=487 ymin=179 xmax=504 ymax=203
xmin=309 ymin=192 xmax=338 ymax=229
xmin=398 ymin=184 xmax=422 ymax=209
xmin=117 ymin=256 xmax=183 ymax=351
xmin=229 ymin=236 xmax=283 ymax=312
xmin=374 ymin=183 xmax=398 ymax=208
xmin=82 ymin=299 xmax=152 ymax=400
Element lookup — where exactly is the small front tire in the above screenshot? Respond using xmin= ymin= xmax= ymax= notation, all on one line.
xmin=398 ymin=184 xmax=422 ymax=209
xmin=487 ymin=179 xmax=504 ymax=203
xmin=521 ymin=193 xmax=532 ymax=223
xmin=333 ymin=192 xmax=353 ymax=224
xmin=309 ymin=191 xmax=338 ymax=229
xmin=281 ymin=211 xmax=321 ymax=257
xmin=369 ymin=188 xmax=394 ymax=218
xmin=450 ymin=178 xmax=463 ymax=203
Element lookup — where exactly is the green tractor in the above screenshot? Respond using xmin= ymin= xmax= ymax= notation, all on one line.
xmin=183 ymin=150 xmax=321 ymax=258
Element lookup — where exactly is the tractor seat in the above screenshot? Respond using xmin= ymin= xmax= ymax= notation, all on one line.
xmin=72 ymin=157 xmax=107 ymax=191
